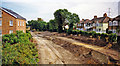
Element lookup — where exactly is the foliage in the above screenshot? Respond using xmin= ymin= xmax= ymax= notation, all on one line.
xmin=28 ymin=20 xmax=47 ymax=31
xmin=2 ymin=31 xmax=39 ymax=64
xmin=48 ymin=19 xmax=58 ymax=32
xmin=67 ymin=30 xmax=117 ymax=43
xmin=54 ymin=9 xmax=80 ymax=33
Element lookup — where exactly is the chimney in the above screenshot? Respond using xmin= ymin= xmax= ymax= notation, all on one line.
xmin=94 ymin=15 xmax=97 ymax=19
xmin=82 ymin=19 xmax=84 ymax=21
xmin=103 ymin=13 xmax=107 ymax=17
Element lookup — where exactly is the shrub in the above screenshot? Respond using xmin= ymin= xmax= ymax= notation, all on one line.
xmin=2 ymin=31 xmax=39 ymax=64
xmin=108 ymin=31 xmax=113 ymax=34
xmin=108 ymin=33 xmax=117 ymax=42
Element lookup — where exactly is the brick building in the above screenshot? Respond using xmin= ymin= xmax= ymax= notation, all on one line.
xmin=0 ymin=7 xmax=26 ymax=35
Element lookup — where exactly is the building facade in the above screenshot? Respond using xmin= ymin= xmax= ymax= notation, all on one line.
xmin=0 ymin=7 xmax=26 ymax=35
xmin=108 ymin=15 xmax=120 ymax=33
xmin=77 ymin=13 xmax=110 ymax=33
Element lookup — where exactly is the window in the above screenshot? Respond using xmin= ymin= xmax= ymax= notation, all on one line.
xmin=93 ymin=23 xmax=95 ymax=26
xmin=23 ymin=22 xmax=24 ymax=26
xmin=0 ymin=10 xmax=1 ymax=17
xmin=0 ymin=30 xmax=2 ymax=35
xmin=100 ymin=23 xmax=103 ymax=27
xmin=109 ymin=21 xmax=112 ymax=26
xmin=96 ymin=23 xmax=99 ymax=26
xmin=18 ymin=21 xmax=19 ymax=26
xmin=10 ymin=20 xmax=13 ymax=26
xmin=0 ymin=20 xmax=2 ymax=26
xmin=113 ymin=21 xmax=118 ymax=26
xmin=112 ymin=29 xmax=116 ymax=33
xmin=9 ymin=30 xmax=13 ymax=34
xmin=20 ymin=21 xmax=22 ymax=26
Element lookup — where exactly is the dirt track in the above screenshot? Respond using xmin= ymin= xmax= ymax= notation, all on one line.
xmin=31 ymin=31 xmax=120 ymax=64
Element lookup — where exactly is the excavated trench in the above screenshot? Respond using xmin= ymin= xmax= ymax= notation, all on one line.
xmin=34 ymin=32 xmax=120 ymax=64
xmin=44 ymin=36 xmax=120 ymax=65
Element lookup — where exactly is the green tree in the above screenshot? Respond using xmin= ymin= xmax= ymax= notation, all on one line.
xmin=67 ymin=13 xmax=80 ymax=30
xmin=54 ymin=9 xmax=68 ymax=33
xmin=49 ymin=19 xmax=58 ymax=32
xmin=54 ymin=9 xmax=80 ymax=33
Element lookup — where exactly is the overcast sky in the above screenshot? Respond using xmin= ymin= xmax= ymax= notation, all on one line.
xmin=1 ymin=0 xmax=120 ymax=22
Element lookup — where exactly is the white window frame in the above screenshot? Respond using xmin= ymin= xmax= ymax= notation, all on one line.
xmin=9 ymin=20 xmax=13 ymax=26
xmin=18 ymin=21 xmax=19 ymax=26
xmin=0 ymin=20 xmax=2 ymax=26
xmin=23 ymin=22 xmax=24 ymax=26
xmin=20 ymin=21 xmax=22 ymax=26
xmin=109 ymin=21 xmax=112 ymax=26
xmin=9 ymin=30 xmax=13 ymax=34
xmin=113 ymin=21 xmax=118 ymax=26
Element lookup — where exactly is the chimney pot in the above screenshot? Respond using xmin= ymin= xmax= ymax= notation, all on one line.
xmin=94 ymin=15 xmax=97 ymax=19
xmin=103 ymin=13 xmax=107 ymax=17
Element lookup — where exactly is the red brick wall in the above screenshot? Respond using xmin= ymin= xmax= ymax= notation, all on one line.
xmin=2 ymin=10 xmax=26 ymax=35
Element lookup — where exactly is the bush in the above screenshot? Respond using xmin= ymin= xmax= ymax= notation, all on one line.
xmin=108 ymin=31 xmax=113 ymax=34
xmin=2 ymin=31 xmax=39 ymax=64
xmin=108 ymin=33 xmax=117 ymax=42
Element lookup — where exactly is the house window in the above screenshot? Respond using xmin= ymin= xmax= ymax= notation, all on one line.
xmin=113 ymin=30 xmax=116 ymax=33
xmin=20 ymin=21 xmax=22 ymax=26
xmin=109 ymin=21 xmax=112 ymax=26
xmin=0 ymin=10 xmax=1 ymax=17
xmin=113 ymin=21 xmax=118 ymax=26
xmin=0 ymin=20 xmax=2 ymax=26
xmin=0 ymin=30 xmax=2 ymax=35
xmin=100 ymin=23 xmax=103 ymax=27
xmin=93 ymin=23 xmax=95 ymax=26
xmin=23 ymin=22 xmax=24 ymax=26
xmin=9 ymin=30 xmax=13 ymax=34
xmin=96 ymin=23 xmax=99 ymax=26
xmin=18 ymin=21 xmax=19 ymax=26
xmin=10 ymin=20 xmax=13 ymax=26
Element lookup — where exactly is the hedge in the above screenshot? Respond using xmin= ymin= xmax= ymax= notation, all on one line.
xmin=67 ymin=30 xmax=117 ymax=43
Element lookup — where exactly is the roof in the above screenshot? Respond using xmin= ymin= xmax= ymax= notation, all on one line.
xmin=84 ymin=19 xmax=90 ymax=24
xmin=91 ymin=16 xmax=109 ymax=23
xmin=115 ymin=15 xmax=120 ymax=21
xmin=1 ymin=7 xmax=26 ymax=20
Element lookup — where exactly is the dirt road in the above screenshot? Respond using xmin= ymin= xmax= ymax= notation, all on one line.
xmin=31 ymin=31 xmax=120 ymax=64
xmin=31 ymin=32 xmax=83 ymax=64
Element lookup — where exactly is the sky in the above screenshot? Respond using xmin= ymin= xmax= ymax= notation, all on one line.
xmin=1 ymin=0 xmax=120 ymax=22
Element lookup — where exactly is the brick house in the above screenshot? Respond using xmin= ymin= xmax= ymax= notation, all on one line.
xmin=91 ymin=13 xmax=110 ymax=33
xmin=0 ymin=7 xmax=26 ymax=35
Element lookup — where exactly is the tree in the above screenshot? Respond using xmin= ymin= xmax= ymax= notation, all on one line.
xmin=67 ymin=13 xmax=80 ymax=30
xmin=54 ymin=9 xmax=68 ymax=33
xmin=27 ymin=19 xmax=47 ymax=31
xmin=49 ymin=19 xmax=58 ymax=32
xmin=54 ymin=9 xmax=80 ymax=33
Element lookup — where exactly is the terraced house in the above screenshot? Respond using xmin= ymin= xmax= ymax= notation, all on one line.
xmin=0 ymin=7 xmax=26 ymax=35
xmin=92 ymin=13 xmax=110 ymax=33
xmin=77 ymin=13 xmax=110 ymax=33
xmin=108 ymin=15 xmax=120 ymax=34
